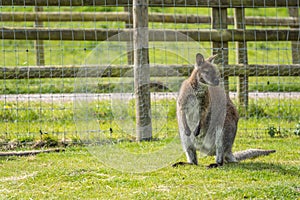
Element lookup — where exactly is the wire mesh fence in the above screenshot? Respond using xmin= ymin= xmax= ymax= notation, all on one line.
xmin=0 ymin=1 xmax=299 ymax=149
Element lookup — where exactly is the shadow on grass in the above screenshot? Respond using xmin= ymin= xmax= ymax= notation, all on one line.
xmin=226 ymin=161 xmax=300 ymax=177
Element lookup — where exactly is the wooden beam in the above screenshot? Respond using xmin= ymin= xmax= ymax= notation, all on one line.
xmin=124 ymin=8 xmax=134 ymax=65
xmin=133 ymin=0 xmax=152 ymax=141
xmin=1 ymin=64 xmax=299 ymax=79
xmin=223 ymin=64 xmax=300 ymax=77
xmin=0 ymin=148 xmax=64 ymax=157
xmin=234 ymin=8 xmax=249 ymax=109
xmin=212 ymin=7 xmax=229 ymax=92
xmin=0 ymin=12 xmax=130 ymax=22
xmin=0 ymin=0 xmax=298 ymax=7
xmin=34 ymin=6 xmax=45 ymax=66
xmin=2 ymin=28 xmax=300 ymax=41
xmin=289 ymin=8 xmax=300 ymax=64
xmin=1 ymin=12 xmax=299 ymax=27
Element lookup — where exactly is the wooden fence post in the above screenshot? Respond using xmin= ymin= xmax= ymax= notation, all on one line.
xmin=211 ymin=7 xmax=229 ymax=93
xmin=34 ymin=6 xmax=45 ymax=66
xmin=234 ymin=8 xmax=249 ymax=111
xmin=289 ymin=8 xmax=300 ymax=64
xmin=124 ymin=6 xmax=134 ymax=65
xmin=133 ymin=0 xmax=152 ymax=141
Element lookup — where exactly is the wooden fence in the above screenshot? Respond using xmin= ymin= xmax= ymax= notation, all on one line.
xmin=1 ymin=0 xmax=300 ymax=108
xmin=0 ymin=0 xmax=299 ymax=7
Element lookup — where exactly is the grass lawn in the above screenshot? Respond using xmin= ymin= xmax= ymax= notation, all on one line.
xmin=0 ymin=135 xmax=299 ymax=199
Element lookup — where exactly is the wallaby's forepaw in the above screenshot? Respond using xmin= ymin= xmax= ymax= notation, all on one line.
xmin=172 ymin=162 xmax=194 ymax=167
xmin=172 ymin=162 xmax=184 ymax=167
xmin=185 ymin=130 xmax=191 ymax=136
xmin=207 ymin=163 xmax=223 ymax=169
xmin=194 ymin=122 xmax=201 ymax=137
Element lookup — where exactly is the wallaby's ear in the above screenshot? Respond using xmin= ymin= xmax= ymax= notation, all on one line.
xmin=206 ymin=54 xmax=218 ymax=63
xmin=196 ymin=53 xmax=205 ymax=66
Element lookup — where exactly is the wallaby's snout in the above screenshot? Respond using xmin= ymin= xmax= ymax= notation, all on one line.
xmin=207 ymin=75 xmax=219 ymax=86
xmin=213 ymin=78 xmax=219 ymax=86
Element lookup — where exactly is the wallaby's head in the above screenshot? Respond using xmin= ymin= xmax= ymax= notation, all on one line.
xmin=195 ymin=53 xmax=220 ymax=86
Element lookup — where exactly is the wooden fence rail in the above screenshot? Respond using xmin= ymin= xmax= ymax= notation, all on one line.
xmin=1 ymin=64 xmax=299 ymax=79
xmin=1 ymin=28 xmax=300 ymax=41
xmin=0 ymin=0 xmax=299 ymax=7
xmin=1 ymin=12 xmax=298 ymax=26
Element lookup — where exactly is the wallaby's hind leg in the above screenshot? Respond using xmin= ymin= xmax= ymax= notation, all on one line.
xmin=222 ymin=117 xmax=238 ymax=164
xmin=207 ymin=127 xmax=225 ymax=168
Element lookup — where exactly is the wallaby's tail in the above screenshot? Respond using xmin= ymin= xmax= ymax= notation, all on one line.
xmin=233 ymin=149 xmax=276 ymax=161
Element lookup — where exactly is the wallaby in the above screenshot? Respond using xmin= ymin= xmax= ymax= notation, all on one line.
xmin=174 ymin=53 xmax=275 ymax=168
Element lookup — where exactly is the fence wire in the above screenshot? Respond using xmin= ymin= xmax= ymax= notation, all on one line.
xmin=0 ymin=1 xmax=299 ymax=149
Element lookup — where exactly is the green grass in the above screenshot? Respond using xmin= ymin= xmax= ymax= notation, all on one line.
xmin=0 ymin=98 xmax=299 ymax=145
xmin=0 ymin=135 xmax=299 ymax=199
xmin=1 ymin=91 xmax=298 ymax=200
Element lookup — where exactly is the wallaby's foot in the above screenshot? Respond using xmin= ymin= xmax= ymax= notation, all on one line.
xmin=207 ymin=163 xmax=223 ymax=169
xmin=225 ymin=153 xmax=238 ymax=163
xmin=172 ymin=161 xmax=195 ymax=167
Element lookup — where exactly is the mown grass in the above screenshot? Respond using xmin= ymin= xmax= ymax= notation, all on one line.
xmin=0 ymin=134 xmax=299 ymax=199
